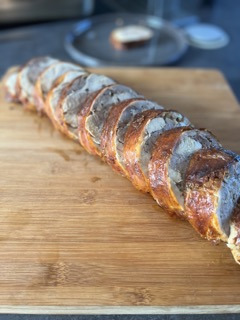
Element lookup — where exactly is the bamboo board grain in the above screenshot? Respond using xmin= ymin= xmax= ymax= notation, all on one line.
xmin=0 ymin=68 xmax=240 ymax=315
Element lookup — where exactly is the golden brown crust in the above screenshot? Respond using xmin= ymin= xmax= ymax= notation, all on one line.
xmin=228 ymin=201 xmax=240 ymax=264
xmin=78 ymin=84 xmax=128 ymax=156
xmin=44 ymin=74 xmax=69 ymax=136
xmin=44 ymin=73 xmax=65 ymax=118
xmin=47 ymin=75 xmax=82 ymax=140
xmin=15 ymin=62 xmax=30 ymax=107
xmin=100 ymin=98 xmax=144 ymax=176
xmin=2 ymin=66 xmax=20 ymax=103
xmin=56 ymin=74 xmax=92 ymax=141
xmin=149 ymin=127 xmax=192 ymax=218
xmin=78 ymin=89 xmax=105 ymax=155
xmin=34 ymin=74 xmax=46 ymax=114
xmin=185 ymin=149 xmax=236 ymax=241
xmin=14 ymin=66 xmax=23 ymax=103
xmin=17 ymin=71 xmax=37 ymax=111
xmin=34 ymin=61 xmax=84 ymax=114
xmin=230 ymin=202 xmax=240 ymax=242
xmin=4 ymin=58 xmax=240 ymax=266
xmin=123 ymin=109 xmax=165 ymax=192
xmin=17 ymin=57 xmax=57 ymax=112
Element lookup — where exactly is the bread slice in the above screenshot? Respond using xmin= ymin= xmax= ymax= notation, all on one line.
xmin=185 ymin=149 xmax=240 ymax=247
xmin=228 ymin=201 xmax=240 ymax=264
xmin=110 ymin=25 xmax=153 ymax=50
xmin=2 ymin=66 xmax=20 ymax=103
xmin=45 ymin=70 xmax=87 ymax=131
xmin=17 ymin=57 xmax=58 ymax=110
xmin=34 ymin=61 xmax=84 ymax=113
xmin=124 ymin=110 xmax=191 ymax=192
xmin=101 ymin=99 xmax=163 ymax=176
xmin=149 ymin=127 xmax=221 ymax=217
xmin=57 ymin=73 xmax=115 ymax=140
xmin=78 ymin=84 xmax=141 ymax=155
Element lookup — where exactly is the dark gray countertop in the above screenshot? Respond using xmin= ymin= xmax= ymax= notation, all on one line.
xmin=0 ymin=0 xmax=239 ymax=102
xmin=0 ymin=315 xmax=240 ymax=320
xmin=0 ymin=1 xmax=240 ymax=319
xmin=0 ymin=314 xmax=240 ymax=320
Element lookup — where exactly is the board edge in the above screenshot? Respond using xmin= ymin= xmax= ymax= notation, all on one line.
xmin=0 ymin=305 xmax=239 ymax=315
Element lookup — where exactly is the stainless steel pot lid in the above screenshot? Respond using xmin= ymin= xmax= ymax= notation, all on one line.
xmin=65 ymin=13 xmax=188 ymax=66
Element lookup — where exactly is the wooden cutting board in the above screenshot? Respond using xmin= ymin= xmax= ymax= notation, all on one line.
xmin=0 ymin=68 xmax=240 ymax=315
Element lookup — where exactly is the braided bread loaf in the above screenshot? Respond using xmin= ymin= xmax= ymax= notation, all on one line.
xmin=3 ymin=57 xmax=240 ymax=264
